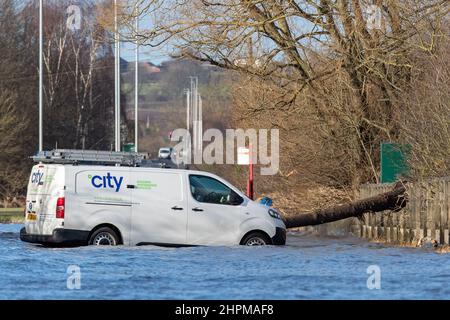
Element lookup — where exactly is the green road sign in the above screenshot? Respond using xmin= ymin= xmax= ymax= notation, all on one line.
xmin=380 ymin=143 xmax=411 ymax=183
xmin=123 ymin=143 xmax=135 ymax=153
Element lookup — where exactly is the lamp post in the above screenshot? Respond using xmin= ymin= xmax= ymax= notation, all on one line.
xmin=114 ymin=0 xmax=121 ymax=152
xmin=38 ymin=0 xmax=43 ymax=151
xmin=134 ymin=16 xmax=139 ymax=152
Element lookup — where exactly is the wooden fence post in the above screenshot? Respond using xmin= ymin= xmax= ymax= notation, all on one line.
xmin=357 ymin=179 xmax=449 ymax=246
xmin=443 ymin=180 xmax=449 ymax=245
xmin=420 ymin=181 xmax=427 ymax=242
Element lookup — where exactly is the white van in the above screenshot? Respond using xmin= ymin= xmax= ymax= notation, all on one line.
xmin=20 ymin=150 xmax=286 ymax=247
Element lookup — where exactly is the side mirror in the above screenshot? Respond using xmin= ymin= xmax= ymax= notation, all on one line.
xmin=229 ymin=192 xmax=243 ymax=206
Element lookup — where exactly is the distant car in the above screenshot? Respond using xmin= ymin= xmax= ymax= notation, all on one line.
xmin=158 ymin=147 xmax=173 ymax=159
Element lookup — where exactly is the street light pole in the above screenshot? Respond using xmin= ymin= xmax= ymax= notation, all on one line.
xmin=114 ymin=0 xmax=121 ymax=152
xmin=134 ymin=16 xmax=139 ymax=152
xmin=39 ymin=0 xmax=43 ymax=151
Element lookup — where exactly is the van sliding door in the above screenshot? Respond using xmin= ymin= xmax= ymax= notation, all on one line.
xmin=129 ymin=171 xmax=187 ymax=246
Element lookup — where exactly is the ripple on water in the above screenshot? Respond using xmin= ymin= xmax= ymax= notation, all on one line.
xmin=1 ymin=224 xmax=450 ymax=299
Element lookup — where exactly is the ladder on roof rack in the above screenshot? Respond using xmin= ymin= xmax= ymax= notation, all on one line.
xmin=32 ymin=149 xmax=149 ymax=166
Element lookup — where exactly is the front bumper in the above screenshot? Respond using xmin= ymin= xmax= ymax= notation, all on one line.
xmin=271 ymin=227 xmax=286 ymax=245
xmin=20 ymin=227 xmax=89 ymax=247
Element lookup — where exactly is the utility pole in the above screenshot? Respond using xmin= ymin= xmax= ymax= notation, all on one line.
xmin=190 ymin=77 xmax=199 ymax=154
xmin=186 ymin=77 xmax=203 ymax=162
xmin=184 ymin=89 xmax=190 ymax=131
xmin=197 ymin=94 xmax=202 ymax=156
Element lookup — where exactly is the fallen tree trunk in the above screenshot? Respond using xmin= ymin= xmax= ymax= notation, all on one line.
xmin=284 ymin=184 xmax=407 ymax=229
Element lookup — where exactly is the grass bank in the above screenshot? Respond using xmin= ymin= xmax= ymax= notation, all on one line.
xmin=0 ymin=208 xmax=24 ymax=223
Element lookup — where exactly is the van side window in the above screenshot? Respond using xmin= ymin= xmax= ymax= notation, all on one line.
xmin=189 ymin=175 xmax=243 ymax=206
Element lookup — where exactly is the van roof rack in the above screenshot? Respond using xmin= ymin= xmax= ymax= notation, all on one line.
xmin=32 ymin=149 xmax=149 ymax=167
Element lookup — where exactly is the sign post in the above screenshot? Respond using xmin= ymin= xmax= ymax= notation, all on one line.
xmin=237 ymin=146 xmax=254 ymax=200
xmin=248 ymin=146 xmax=254 ymax=200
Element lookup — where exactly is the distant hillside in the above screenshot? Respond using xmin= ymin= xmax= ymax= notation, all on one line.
xmin=119 ymin=58 xmax=231 ymax=155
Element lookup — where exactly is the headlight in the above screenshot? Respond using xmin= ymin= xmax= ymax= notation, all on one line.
xmin=268 ymin=208 xmax=282 ymax=220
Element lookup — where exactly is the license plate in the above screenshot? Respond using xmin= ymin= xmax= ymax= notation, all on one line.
xmin=27 ymin=213 xmax=37 ymax=221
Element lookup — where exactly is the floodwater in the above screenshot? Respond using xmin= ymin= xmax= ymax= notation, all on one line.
xmin=1 ymin=224 xmax=449 ymax=299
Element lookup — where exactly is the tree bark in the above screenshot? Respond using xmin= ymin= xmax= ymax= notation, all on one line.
xmin=284 ymin=185 xmax=407 ymax=229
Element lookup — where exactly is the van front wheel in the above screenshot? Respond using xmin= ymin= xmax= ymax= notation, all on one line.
xmin=89 ymin=227 xmax=119 ymax=246
xmin=241 ymin=232 xmax=271 ymax=246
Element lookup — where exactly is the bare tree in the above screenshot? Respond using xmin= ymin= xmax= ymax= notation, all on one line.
xmin=399 ymin=33 xmax=450 ymax=178
xmin=35 ymin=0 xmax=117 ymax=150
xmin=0 ymin=89 xmax=29 ymax=207
xmin=0 ymin=0 xmax=117 ymax=206
xmin=118 ymin=0 xmax=448 ymax=189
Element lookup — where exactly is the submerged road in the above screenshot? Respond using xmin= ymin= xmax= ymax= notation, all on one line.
xmin=1 ymin=224 xmax=449 ymax=299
